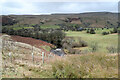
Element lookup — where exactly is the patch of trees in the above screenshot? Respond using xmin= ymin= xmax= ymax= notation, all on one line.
xmin=86 ymin=28 xmax=96 ymax=34
xmin=2 ymin=26 xmax=65 ymax=48
xmin=102 ymin=32 xmax=109 ymax=35
xmin=110 ymin=28 xmax=118 ymax=33
xmin=102 ymin=27 xmax=120 ymax=35
xmin=62 ymin=37 xmax=87 ymax=54
xmin=59 ymin=23 xmax=87 ymax=31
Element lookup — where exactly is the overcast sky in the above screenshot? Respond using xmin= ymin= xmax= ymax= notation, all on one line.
xmin=0 ymin=0 xmax=119 ymax=15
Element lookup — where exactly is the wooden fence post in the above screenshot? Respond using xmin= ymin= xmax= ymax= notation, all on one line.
xmin=32 ymin=53 xmax=34 ymax=63
xmin=9 ymin=52 xmax=12 ymax=63
xmin=42 ymin=52 xmax=44 ymax=64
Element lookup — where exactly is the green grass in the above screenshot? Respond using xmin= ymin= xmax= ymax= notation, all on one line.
xmin=95 ymin=28 xmax=113 ymax=34
xmin=40 ymin=25 xmax=60 ymax=29
xmin=40 ymin=45 xmax=51 ymax=51
xmin=50 ymin=53 xmax=118 ymax=78
xmin=13 ymin=27 xmax=33 ymax=30
xmin=65 ymin=31 xmax=118 ymax=53
xmin=5 ymin=53 xmax=116 ymax=78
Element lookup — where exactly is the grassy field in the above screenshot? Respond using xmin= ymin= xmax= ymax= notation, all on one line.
xmin=2 ymin=52 xmax=118 ymax=78
xmin=65 ymin=31 xmax=118 ymax=53
xmin=40 ymin=25 xmax=60 ymax=29
xmin=13 ymin=27 xmax=34 ymax=30
xmin=95 ymin=28 xmax=113 ymax=34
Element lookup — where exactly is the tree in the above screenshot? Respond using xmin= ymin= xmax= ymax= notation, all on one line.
xmin=90 ymin=29 xmax=96 ymax=34
xmin=86 ymin=30 xmax=89 ymax=33
xmin=113 ymin=28 xmax=117 ymax=33
xmin=102 ymin=31 xmax=109 ymax=35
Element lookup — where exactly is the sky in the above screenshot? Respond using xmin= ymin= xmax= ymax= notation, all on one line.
xmin=0 ymin=0 xmax=119 ymax=15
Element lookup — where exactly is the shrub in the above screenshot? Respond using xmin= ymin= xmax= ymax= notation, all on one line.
xmin=90 ymin=42 xmax=98 ymax=52
xmin=118 ymin=28 xmax=120 ymax=33
xmin=81 ymin=49 xmax=90 ymax=54
xmin=51 ymin=53 xmax=118 ymax=78
xmin=75 ymin=49 xmax=81 ymax=54
xmin=62 ymin=37 xmax=87 ymax=54
xmin=62 ymin=43 xmax=68 ymax=49
xmin=69 ymin=48 xmax=76 ymax=54
xmin=113 ymin=28 xmax=117 ymax=33
xmin=62 ymin=37 xmax=74 ymax=48
xmin=106 ymin=45 xmax=117 ymax=53
xmin=69 ymin=39 xmax=87 ymax=48
xmin=67 ymin=47 xmax=81 ymax=54
xmin=78 ymin=40 xmax=88 ymax=47
xmin=86 ymin=30 xmax=89 ymax=33
xmin=110 ymin=30 xmax=114 ymax=34
xmin=89 ymin=29 xmax=96 ymax=34
xmin=72 ymin=42 xmax=78 ymax=48
xmin=102 ymin=28 xmax=104 ymax=30
xmin=102 ymin=31 xmax=109 ymax=35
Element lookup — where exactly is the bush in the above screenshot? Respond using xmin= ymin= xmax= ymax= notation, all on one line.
xmin=78 ymin=40 xmax=88 ymax=47
xmin=113 ymin=28 xmax=117 ymax=33
xmin=75 ymin=49 xmax=81 ymax=54
xmin=89 ymin=29 xmax=96 ymax=34
xmin=90 ymin=42 xmax=98 ymax=52
xmin=102 ymin=31 xmax=109 ymax=35
xmin=118 ymin=28 xmax=120 ymax=33
xmin=110 ymin=30 xmax=114 ymax=34
xmin=106 ymin=45 xmax=117 ymax=53
xmin=51 ymin=53 xmax=118 ymax=78
xmin=64 ymin=38 xmax=87 ymax=48
xmin=62 ymin=43 xmax=68 ymax=49
xmin=86 ymin=30 xmax=89 ymax=33
xmin=62 ymin=37 xmax=87 ymax=54
xmin=81 ymin=49 xmax=90 ymax=54
xmin=68 ymin=48 xmax=76 ymax=54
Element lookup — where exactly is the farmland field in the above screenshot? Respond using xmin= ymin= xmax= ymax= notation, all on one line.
xmin=65 ymin=31 xmax=118 ymax=53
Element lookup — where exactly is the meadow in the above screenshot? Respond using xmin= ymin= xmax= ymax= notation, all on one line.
xmin=65 ymin=29 xmax=118 ymax=53
xmin=40 ymin=25 xmax=60 ymax=29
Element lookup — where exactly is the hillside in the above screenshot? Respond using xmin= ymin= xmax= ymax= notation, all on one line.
xmin=2 ymin=12 xmax=118 ymax=28
xmin=2 ymin=34 xmax=54 ymax=55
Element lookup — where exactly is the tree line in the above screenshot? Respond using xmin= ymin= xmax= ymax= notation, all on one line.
xmin=2 ymin=25 xmax=65 ymax=48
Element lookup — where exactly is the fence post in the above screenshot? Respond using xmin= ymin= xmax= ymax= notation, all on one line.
xmin=42 ymin=52 xmax=44 ymax=64
xmin=9 ymin=52 xmax=12 ymax=63
xmin=32 ymin=53 xmax=34 ymax=63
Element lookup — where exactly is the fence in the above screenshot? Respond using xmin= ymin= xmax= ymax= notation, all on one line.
xmin=2 ymin=35 xmax=56 ymax=71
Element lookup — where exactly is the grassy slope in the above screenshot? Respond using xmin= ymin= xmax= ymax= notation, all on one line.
xmin=13 ymin=27 xmax=33 ymax=30
xmin=50 ymin=53 xmax=118 ymax=78
xmin=65 ymin=31 xmax=118 ymax=53
xmin=40 ymin=25 xmax=60 ymax=29
xmin=95 ymin=28 xmax=114 ymax=34
xmin=8 ymin=12 xmax=117 ymax=28
xmin=3 ymin=53 xmax=117 ymax=78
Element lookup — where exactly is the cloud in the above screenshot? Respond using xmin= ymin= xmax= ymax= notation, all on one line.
xmin=2 ymin=0 xmax=39 ymax=15
xmin=1 ymin=1 xmax=118 ymax=15
xmin=59 ymin=2 xmax=118 ymax=13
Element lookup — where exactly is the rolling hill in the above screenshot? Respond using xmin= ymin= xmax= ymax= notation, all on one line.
xmin=2 ymin=12 xmax=118 ymax=28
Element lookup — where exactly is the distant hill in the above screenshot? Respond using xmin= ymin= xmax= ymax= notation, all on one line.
xmin=2 ymin=12 xmax=118 ymax=28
